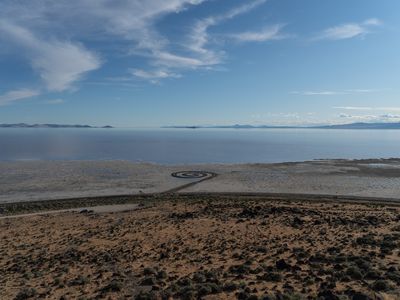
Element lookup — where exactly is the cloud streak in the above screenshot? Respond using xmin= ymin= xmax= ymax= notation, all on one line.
xmin=0 ymin=89 xmax=40 ymax=106
xmin=184 ymin=0 xmax=269 ymax=69
xmin=316 ymin=18 xmax=381 ymax=40
xmin=338 ymin=113 xmax=400 ymax=123
xmin=291 ymin=89 xmax=379 ymax=96
xmin=229 ymin=24 xmax=286 ymax=42
xmin=130 ymin=68 xmax=181 ymax=84
xmin=0 ymin=0 xmax=280 ymax=86
xmin=0 ymin=21 xmax=101 ymax=92
xmin=334 ymin=106 xmax=400 ymax=112
xmin=0 ymin=0 xmax=208 ymax=88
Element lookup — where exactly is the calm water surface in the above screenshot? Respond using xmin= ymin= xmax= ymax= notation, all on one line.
xmin=0 ymin=128 xmax=399 ymax=164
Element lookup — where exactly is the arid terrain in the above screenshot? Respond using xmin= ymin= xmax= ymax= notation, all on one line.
xmin=1 ymin=195 xmax=400 ymax=299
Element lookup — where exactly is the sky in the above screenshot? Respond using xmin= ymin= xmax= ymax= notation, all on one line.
xmin=0 ymin=0 xmax=399 ymax=127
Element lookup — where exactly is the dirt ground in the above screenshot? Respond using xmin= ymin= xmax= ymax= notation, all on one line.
xmin=1 ymin=196 xmax=400 ymax=299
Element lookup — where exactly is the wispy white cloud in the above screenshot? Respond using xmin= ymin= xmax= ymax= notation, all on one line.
xmin=152 ymin=51 xmax=204 ymax=68
xmin=186 ymin=0 xmax=268 ymax=67
xmin=127 ymin=0 xmax=270 ymax=81
xmin=0 ymin=0 xmax=208 ymax=87
xmin=316 ymin=18 xmax=382 ymax=40
xmin=229 ymin=24 xmax=287 ymax=42
xmin=0 ymin=21 xmax=101 ymax=92
xmin=130 ymin=68 xmax=181 ymax=84
xmin=291 ymin=89 xmax=379 ymax=96
xmin=292 ymin=91 xmax=342 ymax=96
xmin=334 ymin=106 xmax=400 ymax=112
xmin=338 ymin=113 xmax=400 ymax=123
xmin=0 ymin=0 xmax=280 ymax=87
xmin=0 ymin=89 xmax=40 ymax=106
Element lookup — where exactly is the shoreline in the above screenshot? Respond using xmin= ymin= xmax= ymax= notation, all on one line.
xmin=1 ymin=158 xmax=400 ymax=205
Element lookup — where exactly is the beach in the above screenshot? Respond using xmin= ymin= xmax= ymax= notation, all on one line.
xmin=1 ymin=159 xmax=400 ymax=204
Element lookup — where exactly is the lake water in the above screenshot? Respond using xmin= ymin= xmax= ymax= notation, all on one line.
xmin=0 ymin=128 xmax=399 ymax=164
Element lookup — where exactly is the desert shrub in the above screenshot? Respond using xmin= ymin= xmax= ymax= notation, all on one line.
xmin=281 ymin=292 xmax=307 ymax=300
xmin=354 ymin=258 xmax=371 ymax=271
xmin=157 ymin=270 xmax=167 ymax=280
xmin=101 ymin=279 xmax=123 ymax=292
xmin=195 ymin=285 xmax=209 ymax=297
xmin=364 ymin=269 xmax=381 ymax=280
xmin=223 ymin=281 xmax=238 ymax=292
xmin=250 ymin=266 xmax=264 ymax=274
xmin=14 ymin=288 xmax=37 ymax=300
xmin=207 ymin=282 xmax=222 ymax=293
xmin=391 ymin=225 xmax=400 ymax=232
xmin=140 ymin=277 xmax=156 ymax=286
xmin=371 ymin=280 xmax=390 ymax=292
xmin=204 ymin=269 xmax=221 ymax=282
xmin=135 ymin=291 xmax=158 ymax=300
xmin=192 ymin=272 xmax=206 ymax=283
xmin=236 ymin=290 xmax=252 ymax=300
xmin=261 ymin=294 xmax=277 ymax=300
xmin=380 ymin=235 xmax=398 ymax=252
xmin=177 ymin=277 xmax=193 ymax=287
xmin=196 ymin=282 xmax=222 ymax=296
xmin=175 ymin=286 xmax=196 ymax=300
xmin=333 ymin=255 xmax=346 ymax=263
xmin=386 ymin=269 xmax=400 ymax=284
xmin=229 ymin=264 xmax=251 ymax=275
xmin=317 ymin=289 xmax=340 ymax=300
xmin=345 ymin=266 xmax=363 ymax=280
xmin=355 ymin=235 xmax=376 ymax=246
xmin=256 ymin=246 xmax=268 ymax=253
xmin=143 ymin=267 xmax=157 ymax=276
xmin=276 ymin=259 xmax=291 ymax=270
xmin=258 ymin=272 xmax=282 ymax=282
xmin=69 ymin=275 xmax=89 ymax=286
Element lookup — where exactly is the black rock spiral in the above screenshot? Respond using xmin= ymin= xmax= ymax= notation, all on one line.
xmin=171 ymin=171 xmax=215 ymax=179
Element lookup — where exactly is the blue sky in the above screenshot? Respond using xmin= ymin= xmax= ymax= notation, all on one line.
xmin=0 ymin=0 xmax=399 ymax=127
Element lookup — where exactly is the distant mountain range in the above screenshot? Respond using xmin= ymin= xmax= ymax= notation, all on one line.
xmin=0 ymin=123 xmax=113 ymax=128
xmin=315 ymin=122 xmax=400 ymax=129
xmin=165 ymin=122 xmax=400 ymax=130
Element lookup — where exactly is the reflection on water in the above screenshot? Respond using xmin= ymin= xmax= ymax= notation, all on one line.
xmin=0 ymin=128 xmax=399 ymax=164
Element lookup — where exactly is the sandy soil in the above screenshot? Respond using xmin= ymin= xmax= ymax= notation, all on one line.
xmin=1 ymin=159 xmax=400 ymax=203
xmin=0 ymin=203 xmax=140 ymax=220
xmin=1 ymin=196 xmax=399 ymax=299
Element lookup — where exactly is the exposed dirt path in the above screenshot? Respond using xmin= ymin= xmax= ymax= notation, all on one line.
xmin=0 ymin=172 xmax=218 ymax=219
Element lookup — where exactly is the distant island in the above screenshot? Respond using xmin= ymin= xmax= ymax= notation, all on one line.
xmin=164 ymin=122 xmax=400 ymax=130
xmin=0 ymin=123 xmax=113 ymax=129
